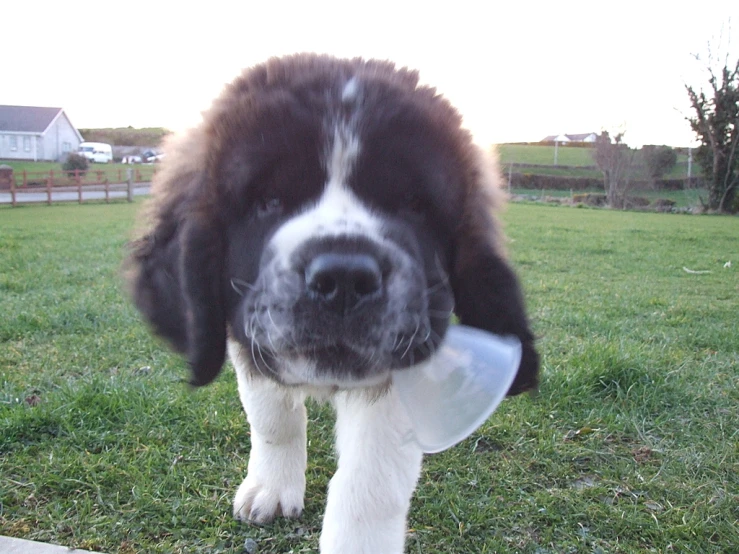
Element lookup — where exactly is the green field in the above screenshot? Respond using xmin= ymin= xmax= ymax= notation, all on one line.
xmin=2 ymin=161 xmax=156 ymax=178
xmin=496 ymin=144 xmax=695 ymax=180
xmin=1 ymin=161 xmax=156 ymax=188
xmin=1 ymin=203 xmax=737 ymax=553
xmin=497 ymin=144 xmax=597 ymax=167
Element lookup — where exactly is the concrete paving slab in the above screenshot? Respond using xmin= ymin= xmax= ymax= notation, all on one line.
xmin=0 ymin=536 xmax=104 ymax=553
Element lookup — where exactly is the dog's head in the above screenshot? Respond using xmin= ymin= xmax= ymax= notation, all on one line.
xmin=126 ymin=54 xmax=538 ymax=394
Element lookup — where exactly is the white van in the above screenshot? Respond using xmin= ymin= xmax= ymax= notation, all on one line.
xmin=78 ymin=142 xmax=113 ymax=163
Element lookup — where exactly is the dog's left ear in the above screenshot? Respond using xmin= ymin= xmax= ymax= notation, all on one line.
xmin=450 ymin=149 xmax=539 ymax=396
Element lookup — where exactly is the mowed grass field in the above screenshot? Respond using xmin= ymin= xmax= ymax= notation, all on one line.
xmin=2 ymin=161 xmax=156 ymax=188
xmin=1 ymin=202 xmax=737 ymax=553
xmin=496 ymin=144 xmax=695 ymax=181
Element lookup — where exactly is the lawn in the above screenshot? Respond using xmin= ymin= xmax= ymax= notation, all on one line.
xmin=1 ymin=161 xmax=156 ymax=187
xmin=497 ymin=144 xmax=597 ymax=167
xmin=496 ymin=144 xmax=696 ymax=180
xmin=1 ymin=202 xmax=737 ymax=553
xmin=2 ymin=160 xmax=156 ymax=175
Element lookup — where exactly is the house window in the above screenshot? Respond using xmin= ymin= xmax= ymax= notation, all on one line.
xmin=23 ymin=136 xmax=31 ymax=152
xmin=62 ymin=141 xmax=71 ymax=153
xmin=9 ymin=136 xmax=17 ymax=151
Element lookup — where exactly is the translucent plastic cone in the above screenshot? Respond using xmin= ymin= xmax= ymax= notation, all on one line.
xmin=392 ymin=325 xmax=522 ymax=454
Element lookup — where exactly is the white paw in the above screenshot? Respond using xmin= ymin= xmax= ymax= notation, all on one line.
xmin=233 ymin=471 xmax=305 ymax=524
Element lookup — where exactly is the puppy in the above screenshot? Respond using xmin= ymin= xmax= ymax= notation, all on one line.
xmin=126 ymin=54 xmax=538 ymax=554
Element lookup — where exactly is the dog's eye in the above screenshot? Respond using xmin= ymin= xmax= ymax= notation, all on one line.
xmin=257 ymin=197 xmax=282 ymax=216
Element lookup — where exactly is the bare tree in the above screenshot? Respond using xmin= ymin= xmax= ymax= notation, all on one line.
xmin=685 ymin=39 xmax=739 ymax=213
xmin=592 ymin=131 xmax=637 ymax=208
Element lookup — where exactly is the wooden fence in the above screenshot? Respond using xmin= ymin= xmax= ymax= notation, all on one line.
xmin=0 ymin=167 xmax=155 ymax=207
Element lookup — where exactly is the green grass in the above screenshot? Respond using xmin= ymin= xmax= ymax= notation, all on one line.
xmin=497 ymin=144 xmax=597 ymax=167
xmin=496 ymin=144 xmax=697 ymax=180
xmin=2 ymin=161 xmax=156 ymax=186
xmin=2 ymin=161 xmax=151 ymax=174
xmin=1 ymin=203 xmax=737 ymax=553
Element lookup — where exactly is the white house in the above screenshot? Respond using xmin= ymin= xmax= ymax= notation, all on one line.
xmin=541 ymin=134 xmax=571 ymax=143
xmin=0 ymin=105 xmax=84 ymax=161
xmin=541 ymin=132 xmax=598 ymax=144
xmin=565 ymin=132 xmax=598 ymax=143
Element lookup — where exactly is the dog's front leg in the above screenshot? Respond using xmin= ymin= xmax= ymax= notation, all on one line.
xmin=320 ymin=388 xmax=423 ymax=554
xmin=230 ymin=344 xmax=307 ymax=524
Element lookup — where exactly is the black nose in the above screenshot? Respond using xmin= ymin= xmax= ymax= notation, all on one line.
xmin=305 ymin=253 xmax=383 ymax=314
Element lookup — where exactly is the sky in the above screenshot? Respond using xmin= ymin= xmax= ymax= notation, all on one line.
xmin=3 ymin=0 xmax=738 ymax=148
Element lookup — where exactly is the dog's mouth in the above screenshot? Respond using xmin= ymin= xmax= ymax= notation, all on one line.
xmin=243 ymin=324 xmax=440 ymax=385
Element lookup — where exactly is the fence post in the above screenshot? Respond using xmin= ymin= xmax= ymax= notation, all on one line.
xmin=127 ymin=168 xmax=134 ymax=202
xmin=23 ymin=169 xmax=27 ymax=187
xmin=10 ymin=173 xmax=16 ymax=208
xmin=47 ymin=172 xmax=52 ymax=205
xmin=77 ymin=169 xmax=83 ymax=204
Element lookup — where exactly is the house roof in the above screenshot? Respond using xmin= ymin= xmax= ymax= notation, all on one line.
xmin=566 ymin=132 xmax=596 ymax=141
xmin=541 ymin=132 xmax=597 ymax=142
xmin=0 ymin=105 xmax=65 ymax=134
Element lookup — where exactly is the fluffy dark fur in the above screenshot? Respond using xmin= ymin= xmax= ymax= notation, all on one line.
xmin=125 ymin=53 xmax=538 ymax=394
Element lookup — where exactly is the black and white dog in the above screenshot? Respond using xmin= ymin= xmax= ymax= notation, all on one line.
xmin=126 ymin=54 xmax=538 ymax=553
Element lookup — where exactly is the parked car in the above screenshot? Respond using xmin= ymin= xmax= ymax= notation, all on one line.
xmin=142 ymin=149 xmax=164 ymax=163
xmin=78 ymin=142 xmax=113 ymax=163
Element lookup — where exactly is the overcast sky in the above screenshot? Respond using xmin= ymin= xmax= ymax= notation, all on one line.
xmin=3 ymin=0 xmax=738 ymax=147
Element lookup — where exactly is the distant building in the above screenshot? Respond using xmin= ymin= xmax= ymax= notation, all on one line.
xmin=541 ymin=132 xmax=597 ymax=144
xmin=0 ymin=105 xmax=84 ymax=161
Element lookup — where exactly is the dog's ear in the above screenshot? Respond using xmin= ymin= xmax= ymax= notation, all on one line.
xmin=125 ymin=131 xmax=227 ymax=386
xmin=450 ymin=149 xmax=539 ymax=396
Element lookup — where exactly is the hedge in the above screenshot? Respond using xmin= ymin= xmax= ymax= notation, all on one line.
xmin=508 ymin=172 xmax=699 ymax=192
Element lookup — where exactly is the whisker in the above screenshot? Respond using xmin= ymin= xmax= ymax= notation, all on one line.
xmin=247 ymin=314 xmax=268 ymax=378
xmin=256 ymin=343 xmax=277 ymax=376
xmin=427 ymin=309 xmax=454 ymax=319
xmin=401 ymin=321 xmax=421 ymax=360
xmin=425 ymin=280 xmax=450 ymax=295
xmin=426 ymin=254 xmax=451 ymax=294
xmin=266 ymin=308 xmax=287 ymax=341
xmin=230 ymin=278 xmax=257 ymax=296
xmin=392 ymin=333 xmax=404 ymax=353
xmin=265 ymin=322 xmax=279 ymax=353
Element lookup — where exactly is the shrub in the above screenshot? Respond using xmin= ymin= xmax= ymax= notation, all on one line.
xmin=642 ymin=145 xmax=678 ymax=181
xmin=652 ymin=198 xmax=677 ymax=212
xmin=572 ymin=193 xmax=607 ymax=206
xmin=511 ymin=172 xmax=603 ymax=191
xmin=622 ymin=196 xmax=651 ymax=208
xmin=62 ymin=153 xmax=89 ymax=175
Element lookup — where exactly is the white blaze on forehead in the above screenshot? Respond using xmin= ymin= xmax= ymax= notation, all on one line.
xmin=327 ymin=124 xmax=360 ymax=190
xmin=269 ymin=124 xmax=383 ymax=266
xmin=341 ymin=76 xmax=359 ymax=102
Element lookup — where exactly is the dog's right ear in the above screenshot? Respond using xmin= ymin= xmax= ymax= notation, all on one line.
xmin=124 ymin=131 xmax=227 ymax=386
